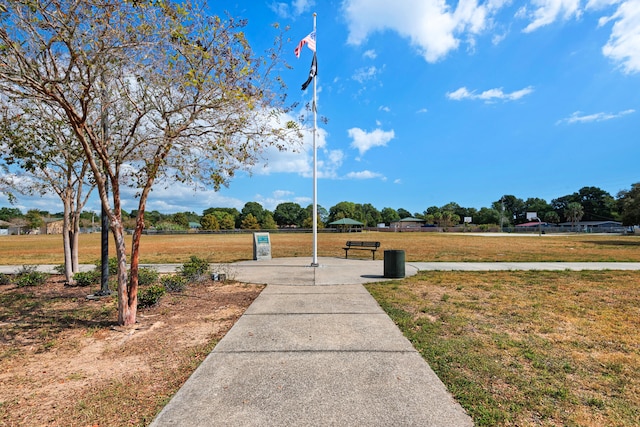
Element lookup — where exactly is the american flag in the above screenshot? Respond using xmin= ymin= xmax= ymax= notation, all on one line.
xmin=294 ymin=31 xmax=316 ymax=58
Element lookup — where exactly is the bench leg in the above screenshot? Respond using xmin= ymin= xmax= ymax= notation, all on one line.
xmin=372 ymin=251 xmax=375 ymax=260
xmin=345 ymin=249 xmax=348 ymax=259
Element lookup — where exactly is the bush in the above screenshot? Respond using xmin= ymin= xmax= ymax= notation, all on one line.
xmin=73 ymin=270 xmax=101 ymax=287
xmin=137 ymin=284 xmax=166 ymax=308
xmin=179 ymin=256 xmax=210 ymax=282
xmin=0 ymin=273 xmax=11 ymax=286
xmin=93 ymin=257 xmax=119 ymax=275
xmin=137 ymin=267 xmax=159 ymax=286
xmin=161 ymin=274 xmax=187 ymax=293
xmin=15 ymin=265 xmax=48 ymax=287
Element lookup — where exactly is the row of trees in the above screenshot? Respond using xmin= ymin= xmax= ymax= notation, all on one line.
xmin=5 ymin=184 xmax=640 ymax=232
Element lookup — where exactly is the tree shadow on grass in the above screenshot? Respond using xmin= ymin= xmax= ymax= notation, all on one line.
xmin=585 ymin=240 xmax=640 ymax=247
xmin=0 ymin=289 xmax=117 ymax=348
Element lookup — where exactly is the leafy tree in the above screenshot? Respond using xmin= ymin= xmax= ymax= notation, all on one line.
xmin=204 ymin=207 xmax=241 ymax=228
xmin=240 ymin=213 xmax=260 ymax=229
xmin=617 ymin=183 xmax=640 ymax=226
xmin=523 ymin=198 xmax=552 ymax=221
xmin=356 ymin=203 xmax=381 ymax=227
xmin=273 ymin=202 xmax=305 ymax=227
xmin=552 ymin=187 xmax=616 ymax=222
xmin=172 ymin=213 xmax=189 ymax=229
xmin=24 ymin=209 xmax=43 ymax=231
xmin=0 ymin=207 xmax=22 ymax=222
xmin=575 ymin=186 xmax=617 ymax=221
xmin=304 ymin=204 xmax=326 ymax=228
xmin=328 ymin=201 xmax=357 ymax=223
xmin=381 ymin=207 xmax=400 ymax=225
xmin=492 ymin=195 xmax=525 ymax=226
xmin=200 ymin=213 xmax=220 ymax=231
xmin=475 ymin=207 xmax=500 ymax=225
xmin=261 ymin=212 xmax=277 ymax=229
xmin=543 ymin=211 xmax=560 ymax=224
xmin=397 ymin=208 xmax=412 ymax=219
xmin=241 ymin=202 xmax=266 ymax=226
xmin=209 ymin=211 xmax=235 ymax=230
xmin=0 ymin=1 xmax=300 ymax=326
xmin=565 ymin=202 xmax=584 ymax=230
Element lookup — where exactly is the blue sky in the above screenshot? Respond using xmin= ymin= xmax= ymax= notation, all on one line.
xmin=2 ymin=0 xmax=639 ymax=216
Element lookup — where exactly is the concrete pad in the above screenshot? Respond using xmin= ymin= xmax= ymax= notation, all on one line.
xmin=150 ymin=352 xmax=473 ymax=427
xmin=244 ymin=291 xmax=385 ymax=315
xmin=259 ymin=284 xmax=371 ymax=295
xmin=213 ymin=313 xmax=414 ymax=353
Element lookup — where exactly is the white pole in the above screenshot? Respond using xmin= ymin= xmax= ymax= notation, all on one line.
xmin=311 ymin=12 xmax=319 ymax=267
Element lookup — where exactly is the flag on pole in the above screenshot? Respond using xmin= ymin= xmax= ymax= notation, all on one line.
xmin=294 ymin=31 xmax=316 ymax=58
xmin=301 ymin=53 xmax=317 ymax=91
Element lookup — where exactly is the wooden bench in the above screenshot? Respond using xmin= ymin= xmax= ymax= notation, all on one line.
xmin=343 ymin=241 xmax=381 ymax=260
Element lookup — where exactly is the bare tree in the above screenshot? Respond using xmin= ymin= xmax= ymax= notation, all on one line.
xmin=0 ymin=1 xmax=300 ymax=325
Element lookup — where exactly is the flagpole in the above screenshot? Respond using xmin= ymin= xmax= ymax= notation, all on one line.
xmin=311 ymin=12 xmax=319 ymax=267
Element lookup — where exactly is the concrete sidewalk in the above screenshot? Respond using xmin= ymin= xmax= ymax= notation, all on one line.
xmin=149 ymin=257 xmax=472 ymax=426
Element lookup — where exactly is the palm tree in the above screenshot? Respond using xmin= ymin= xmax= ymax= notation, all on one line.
xmin=565 ymin=202 xmax=584 ymax=231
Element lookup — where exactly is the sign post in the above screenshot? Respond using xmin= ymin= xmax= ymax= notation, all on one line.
xmin=253 ymin=232 xmax=272 ymax=260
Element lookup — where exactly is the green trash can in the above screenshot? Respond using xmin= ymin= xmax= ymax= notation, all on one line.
xmin=384 ymin=250 xmax=405 ymax=278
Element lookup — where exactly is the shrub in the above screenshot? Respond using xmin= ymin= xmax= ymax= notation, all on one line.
xmin=0 ymin=273 xmax=11 ymax=286
xmin=15 ymin=265 xmax=48 ymax=287
xmin=137 ymin=267 xmax=159 ymax=286
xmin=73 ymin=270 xmax=101 ymax=287
xmin=179 ymin=256 xmax=210 ymax=282
xmin=137 ymin=284 xmax=166 ymax=308
xmin=54 ymin=264 xmax=65 ymax=274
xmin=161 ymin=274 xmax=187 ymax=293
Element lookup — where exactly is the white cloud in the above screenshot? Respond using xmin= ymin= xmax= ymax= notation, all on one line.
xmin=379 ymin=105 xmax=391 ymax=112
xmin=521 ymin=0 xmax=582 ymax=33
xmin=363 ymin=49 xmax=377 ymax=59
xmin=342 ymin=1 xmax=640 ymax=74
xmin=446 ymin=85 xmax=534 ymax=102
xmin=270 ymin=0 xmax=315 ymax=18
xmin=255 ymin=191 xmax=311 ymax=210
xmin=557 ymin=108 xmax=635 ymax=124
xmin=347 ymin=127 xmax=396 ymax=156
xmin=600 ymin=1 xmax=640 ymax=74
xmin=416 ymin=107 xmax=429 ymax=113
xmin=345 ymin=170 xmax=386 ymax=180
xmin=273 ymin=189 xmax=294 ymax=198
xmin=352 ymin=65 xmax=382 ymax=83
xmin=343 ymin=0 xmax=507 ymax=62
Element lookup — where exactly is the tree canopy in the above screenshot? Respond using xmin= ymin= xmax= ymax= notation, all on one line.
xmin=0 ymin=0 xmax=301 ymax=325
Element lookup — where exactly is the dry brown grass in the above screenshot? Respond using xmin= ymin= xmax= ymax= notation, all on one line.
xmin=366 ymin=271 xmax=640 ymax=426
xmin=1 ymin=232 xmax=640 ymax=264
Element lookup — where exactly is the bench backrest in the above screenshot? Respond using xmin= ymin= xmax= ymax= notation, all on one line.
xmin=346 ymin=241 xmax=380 ymax=248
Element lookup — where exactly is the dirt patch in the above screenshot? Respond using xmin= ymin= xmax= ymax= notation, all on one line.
xmin=0 ymin=276 xmax=264 ymax=426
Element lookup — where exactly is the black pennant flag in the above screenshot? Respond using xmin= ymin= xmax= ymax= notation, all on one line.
xmin=301 ymin=53 xmax=317 ymax=91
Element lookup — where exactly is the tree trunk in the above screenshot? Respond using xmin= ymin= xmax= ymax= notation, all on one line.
xmin=113 ymin=219 xmax=136 ymax=326
xmin=62 ymin=198 xmax=75 ymax=285
xmin=71 ymin=211 xmax=81 ymax=273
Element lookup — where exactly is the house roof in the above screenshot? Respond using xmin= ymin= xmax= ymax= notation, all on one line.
xmin=328 ymin=218 xmax=364 ymax=226
xmin=516 ymin=221 xmax=548 ymax=227
xmin=397 ymin=217 xmax=425 ymax=222
xmin=558 ymin=221 xmax=622 ymax=226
